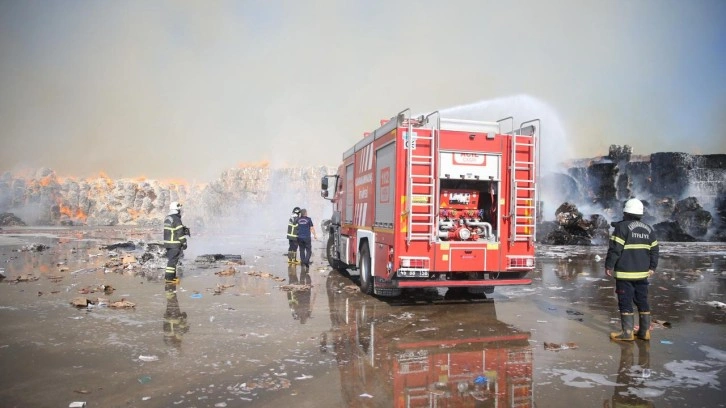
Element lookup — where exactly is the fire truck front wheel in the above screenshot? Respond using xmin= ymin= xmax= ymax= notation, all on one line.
xmin=358 ymin=242 xmax=374 ymax=295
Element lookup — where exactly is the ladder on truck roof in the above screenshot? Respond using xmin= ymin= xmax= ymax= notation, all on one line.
xmin=405 ymin=110 xmax=439 ymax=244
xmin=509 ymin=119 xmax=540 ymax=243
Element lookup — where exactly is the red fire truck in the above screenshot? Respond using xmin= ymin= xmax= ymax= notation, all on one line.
xmin=321 ymin=108 xmax=540 ymax=297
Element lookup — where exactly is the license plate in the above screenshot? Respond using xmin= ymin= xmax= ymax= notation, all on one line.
xmin=397 ymin=270 xmax=429 ymax=278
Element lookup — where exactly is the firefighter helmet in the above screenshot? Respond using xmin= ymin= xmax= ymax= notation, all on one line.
xmin=623 ymin=198 xmax=643 ymax=215
xmin=293 ymin=207 xmax=301 ymax=215
xmin=170 ymin=201 xmax=183 ymax=212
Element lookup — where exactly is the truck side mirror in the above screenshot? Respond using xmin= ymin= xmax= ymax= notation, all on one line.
xmin=321 ymin=177 xmax=329 ymax=190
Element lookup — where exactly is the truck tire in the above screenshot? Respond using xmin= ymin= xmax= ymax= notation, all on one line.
xmin=326 ymin=235 xmax=345 ymax=270
xmin=468 ymin=286 xmax=494 ymax=295
xmin=358 ymin=242 xmax=374 ymax=295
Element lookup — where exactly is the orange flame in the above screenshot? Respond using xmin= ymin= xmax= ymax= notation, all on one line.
xmin=127 ymin=208 xmax=143 ymax=219
xmin=236 ymin=160 xmax=269 ymax=169
xmin=59 ymin=204 xmax=88 ymax=221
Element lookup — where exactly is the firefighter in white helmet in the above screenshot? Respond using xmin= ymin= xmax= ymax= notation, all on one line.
xmin=605 ymin=198 xmax=659 ymax=341
xmin=163 ymin=201 xmax=190 ymax=284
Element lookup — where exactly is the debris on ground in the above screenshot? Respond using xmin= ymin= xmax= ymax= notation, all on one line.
xmin=705 ymin=301 xmax=726 ymax=309
xmin=138 ymin=355 xmax=159 ymax=362
xmin=196 ymin=254 xmax=245 ymax=265
xmin=17 ymin=243 xmax=49 ymax=252
xmin=279 ymin=284 xmax=313 ymax=292
xmin=77 ymin=284 xmax=114 ymax=295
xmin=215 ymin=266 xmax=236 ymax=276
xmin=71 ymin=297 xmax=92 ymax=307
xmin=212 ymin=284 xmax=235 ymax=295
xmin=100 ymin=241 xmax=136 ymax=250
xmin=247 ymin=271 xmax=286 ymax=282
xmin=544 ymin=342 xmax=578 ymax=351
xmin=10 ymin=274 xmax=40 ymax=282
xmin=109 ymin=299 xmax=135 ymax=308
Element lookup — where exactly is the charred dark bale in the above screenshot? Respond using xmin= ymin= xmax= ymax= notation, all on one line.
xmin=587 ymin=162 xmax=618 ymax=208
xmin=654 ymin=221 xmax=697 ymax=242
xmin=542 ymin=228 xmax=592 ymax=245
xmin=713 ymin=192 xmax=726 ymax=241
xmin=608 ymin=144 xmax=632 ymax=162
xmin=0 ymin=212 xmax=26 ymax=226
xmin=626 ymin=161 xmax=651 ymax=195
xmin=649 ymin=153 xmax=692 ymax=197
xmin=536 ymin=221 xmax=559 ymax=242
xmin=555 ymin=202 xmax=583 ymax=226
xmin=673 ymin=197 xmax=712 ymax=238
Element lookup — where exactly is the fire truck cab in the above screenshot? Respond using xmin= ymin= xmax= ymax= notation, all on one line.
xmin=321 ymin=108 xmax=540 ymax=297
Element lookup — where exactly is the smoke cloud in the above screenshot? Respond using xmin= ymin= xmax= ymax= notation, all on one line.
xmin=1 ymin=1 xmax=724 ymax=181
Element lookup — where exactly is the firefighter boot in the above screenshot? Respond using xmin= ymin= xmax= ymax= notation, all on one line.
xmin=287 ymin=251 xmax=294 ymax=264
xmin=165 ymin=267 xmax=179 ymax=284
xmin=636 ymin=312 xmax=651 ymax=341
xmin=292 ymin=252 xmax=301 ymax=265
xmin=610 ymin=313 xmax=635 ymax=341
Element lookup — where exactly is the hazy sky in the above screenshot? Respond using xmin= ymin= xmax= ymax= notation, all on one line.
xmin=1 ymin=0 xmax=724 ymax=181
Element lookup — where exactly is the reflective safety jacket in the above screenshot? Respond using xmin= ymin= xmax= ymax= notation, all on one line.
xmin=605 ymin=218 xmax=659 ymax=280
xmin=164 ymin=213 xmax=188 ymax=249
xmin=287 ymin=214 xmax=299 ymax=240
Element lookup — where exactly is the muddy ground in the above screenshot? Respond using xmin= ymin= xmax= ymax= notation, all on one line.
xmin=0 ymin=226 xmax=724 ymax=408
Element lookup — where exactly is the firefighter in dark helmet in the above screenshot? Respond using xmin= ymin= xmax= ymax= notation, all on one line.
xmin=287 ymin=207 xmax=301 ymax=264
xmin=605 ymin=198 xmax=659 ymax=342
xmin=163 ymin=201 xmax=190 ymax=284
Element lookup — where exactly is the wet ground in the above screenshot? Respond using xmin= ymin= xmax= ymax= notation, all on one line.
xmin=0 ymin=226 xmax=724 ymax=408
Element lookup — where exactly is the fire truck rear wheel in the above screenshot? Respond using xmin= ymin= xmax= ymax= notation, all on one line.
xmin=326 ymin=235 xmax=345 ymax=270
xmin=358 ymin=242 xmax=374 ymax=295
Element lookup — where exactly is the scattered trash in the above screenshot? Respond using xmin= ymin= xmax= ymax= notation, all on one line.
xmin=110 ymin=299 xmax=135 ymax=308
xmin=652 ymin=319 xmax=672 ymax=329
xmin=544 ymin=342 xmax=578 ymax=351
xmin=11 ymin=274 xmax=40 ymax=283
xmin=191 ymin=293 xmax=203 ymax=299
xmin=138 ymin=375 xmax=152 ymax=384
xmin=474 ymin=375 xmax=488 ymax=385
xmin=139 ymin=355 xmax=159 ymax=362
xmin=212 ymin=284 xmax=235 ymax=295
xmin=705 ymin=301 xmax=726 ymax=309
xmin=537 ymin=320 xmax=548 ymax=323
xmin=594 ymin=255 xmax=602 ymax=261
xmin=73 ymin=389 xmax=91 ymax=394
xmin=141 ymin=396 xmax=151 ymax=401
xmin=100 ymin=241 xmax=136 ymax=250
xmin=215 ymin=266 xmax=237 ymax=276
xmin=660 ymin=340 xmax=673 ymax=345
xmin=359 ymin=393 xmax=374 ymax=398
xmin=18 ymin=243 xmax=49 ymax=252
xmin=69 ymin=402 xmax=87 ymax=408
xmin=71 ymin=297 xmax=92 ymax=308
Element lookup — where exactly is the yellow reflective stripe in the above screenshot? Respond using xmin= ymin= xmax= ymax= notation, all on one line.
xmin=624 ymin=244 xmax=651 ymax=250
xmin=651 ymin=241 xmax=659 ymax=247
xmin=615 ymin=271 xmax=650 ymax=279
xmin=611 ymin=235 xmax=625 ymax=245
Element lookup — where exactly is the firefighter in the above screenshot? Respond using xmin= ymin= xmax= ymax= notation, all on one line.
xmin=296 ymin=208 xmax=318 ymax=268
xmin=163 ymin=282 xmax=189 ymax=349
xmin=605 ymin=198 xmax=659 ymax=341
xmin=163 ymin=201 xmax=190 ymax=284
xmin=286 ymin=207 xmax=301 ymax=264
